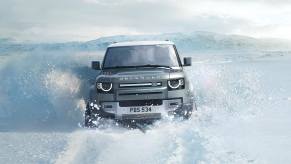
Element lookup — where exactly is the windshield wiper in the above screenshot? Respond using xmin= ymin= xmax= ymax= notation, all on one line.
xmin=134 ymin=64 xmax=172 ymax=69
xmin=103 ymin=66 xmax=138 ymax=69
xmin=104 ymin=64 xmax=172 ymax=69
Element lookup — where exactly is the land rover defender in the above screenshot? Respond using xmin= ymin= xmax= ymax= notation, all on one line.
xmin=85 ymin=41 xmax=195 ymax=127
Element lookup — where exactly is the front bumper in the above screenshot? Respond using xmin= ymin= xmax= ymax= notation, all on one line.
xmin=100 ymin=98 xmax=183 ymax=120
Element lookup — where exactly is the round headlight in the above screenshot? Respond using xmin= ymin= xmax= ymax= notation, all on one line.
xmin=168 ymin=79 xmax=184 ymax=89
xmin=97 ymin=82 xmax=113 ymax=92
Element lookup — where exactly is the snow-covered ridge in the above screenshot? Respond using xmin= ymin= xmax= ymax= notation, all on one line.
xmin=1 ymin=31 xmax=291 ymax=53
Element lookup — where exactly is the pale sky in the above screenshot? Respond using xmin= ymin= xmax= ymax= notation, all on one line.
xmin=1 ymin=0 xmax=291 ymax=42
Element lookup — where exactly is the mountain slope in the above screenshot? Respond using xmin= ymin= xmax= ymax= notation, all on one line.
xmin=1 ymin=31 xmax=291 ymax=53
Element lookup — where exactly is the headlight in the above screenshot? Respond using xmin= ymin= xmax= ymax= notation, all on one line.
xmin=96 ymin=82 xmax=113 ymax=92
xmin=168 ymin=78 xmax=184 ymax=90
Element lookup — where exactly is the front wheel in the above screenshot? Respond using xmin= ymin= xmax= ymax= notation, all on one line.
xmin=175 ymin=102 xmax=197 ymax=120
xmin=84 ymin=102 xmax=115 ymax=128
xmin=84 ymin=103 xmax=100 ymax=128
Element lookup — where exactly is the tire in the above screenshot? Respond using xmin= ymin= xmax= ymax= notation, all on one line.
xmin=84 ymin=102 xmax=115 ymax=128
xmin=84 ymin=103 xmax=99 ymax=128
xmin=175 ymin=101 xmax=197 ymax=120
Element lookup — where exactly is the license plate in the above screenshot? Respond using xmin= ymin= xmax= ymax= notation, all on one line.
xmin=129 ymin=106 xmax=152 ymax=113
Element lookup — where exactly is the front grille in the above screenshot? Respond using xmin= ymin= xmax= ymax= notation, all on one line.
xmin=119 ymin=82 xmax=162 ymax=88
xmin=119 ymin=99 xmax=163 ymax=107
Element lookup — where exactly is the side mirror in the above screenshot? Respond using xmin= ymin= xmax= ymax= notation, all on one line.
xmin=183 ymin=57 xmax=192 ymax=66
xmin=91 ymin=61 xmax=101 ymax=70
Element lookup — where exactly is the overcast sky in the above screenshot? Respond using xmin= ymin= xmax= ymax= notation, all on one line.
xmin=1 ymin=0 xmax=291 ymax=42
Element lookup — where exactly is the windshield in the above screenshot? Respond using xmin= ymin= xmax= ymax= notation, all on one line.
xmin=102 ymin=45 xmax=181 ymax=69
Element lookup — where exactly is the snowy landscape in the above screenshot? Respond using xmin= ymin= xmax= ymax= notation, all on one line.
xmin=0 ymin=32 xmax=291 ymax=163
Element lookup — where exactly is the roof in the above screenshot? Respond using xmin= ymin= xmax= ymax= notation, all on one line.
xmin=108 ymin=41 xmax=174 ymax=48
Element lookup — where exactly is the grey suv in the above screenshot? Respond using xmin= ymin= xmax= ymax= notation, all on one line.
xmin=85 ymin=41 xmax=196 ymax=127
